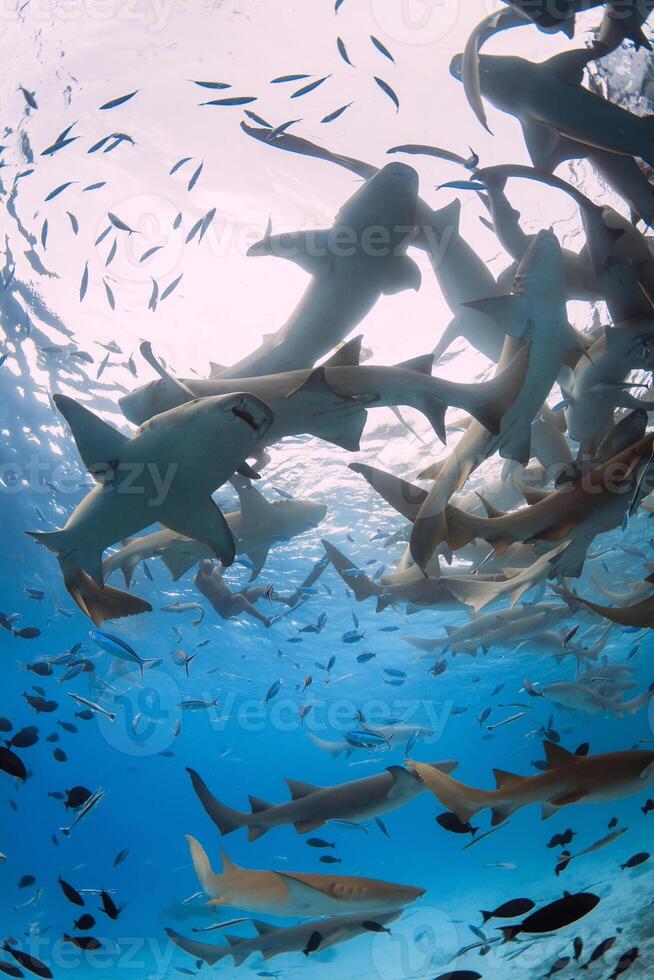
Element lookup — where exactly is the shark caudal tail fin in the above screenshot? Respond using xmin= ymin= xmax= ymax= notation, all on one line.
xmin=443 ymin=343 xmax=531 ymax=436
xmin=164 ymin=928 xmax=230 ymax=966
xmin=65 ymin=566 xmax=151 ymax=626
xmin=408 ymin=761 xmax=496 ymax=825
xmin=186 ymin=768 xmax=250 ymax=836
xmin=348 ymin=463 xmax=427 ymax=522
xmin=321 ymin=539 xmax=381 ymax=601
xmin=185 ymin=835 xmax=223 ymax=899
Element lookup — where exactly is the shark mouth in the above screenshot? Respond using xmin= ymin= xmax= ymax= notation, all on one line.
xmin=232 ymin=406 xmax=261 ymax=432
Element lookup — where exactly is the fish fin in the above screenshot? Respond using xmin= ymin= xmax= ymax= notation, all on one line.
xmin=386 ymin=764 xmax=418 ymax=800
xmin=431 ymin=197 xmax=461 ymax=235
xmin=512 ymin=479 xmax=551 ymax=505
xmin=521 ymin=118 xmax=562 ymax=171
xmin=543 ymin=740 xmax=576 ymax=770
xmin=462 ymin=295 xmax=530 ymax=337
xmin=247 ymin=825 xmax=270 ymax=842
xmin=185 ymin=835 xmax=223 ymax=897
xmin=542 ymin=48 xmax=595 ymax=85
xmin=224 ymin=934 xmax=246 ymax=947
xmin=322 ymin=539 xmax=381 ymax=600
xmin=498 ymin=925 xmax=521 ymax=943
xmin=323 ymin=335 xmax=363 ymax=367
xmin=383 ymin=254 xmax=421 ymax=295
xmin=247 ymin=229 xmax=332 ymax=277
xmin=540 ymin=800 xmax=559 ymax=820
xmin=165 ymin=928 xmax=227 ymax=966
xmin=65 ymin=566 xmax=151 ymax=626
xmin=234 ymin=482 xmax=272 ymax=521
xmin=349 ymin=463 xmax=427 ymax=521
xmin=395 ymin=353 xmax=434 ymax=375
xmin=25 ymin=529 xmax=69 ymax=556
xmin=243 ymin=546 xmax=270 ymax=581
xmin=285 ymin=778 xmax=321 ymax=800
xmin=475 ymin=492 xmax=506 ymax=519
xmin=53 ymin=393 xmax=129 ymax=481
xmin=160 ymin=499 xmax=236 ymax=567
xmin=186 ymin=768 xmax=249 ymax=836
xmin=276 ymin=873 xmax=331 ymax=909
xmin=417 ymin=459 xmax=445 ymax=481
xmin=294 ymin=819 xmax=325 ymax=834
xmin=490 ymin=805 xmax=517 ymax=826
xmin=251 ymin=920 xmax=278 ymax=936
xmin=248 ymin=796 xmax=274 ymax=813
xmin=160 ymin=542 xmax=204 ymax=581
xmin=492 ymin=769 xmax=527 ymax=791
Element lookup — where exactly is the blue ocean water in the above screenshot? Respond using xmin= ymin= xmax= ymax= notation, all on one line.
xmin=2 ymin=1 xmax=654 ymax=978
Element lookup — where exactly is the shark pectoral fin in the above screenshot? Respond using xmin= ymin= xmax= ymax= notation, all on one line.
xmin=462 ymin=295 xmax=529 ymax=337
xmin=540 ymin=800 xmax=559 ymax=820
xmin=385 ymin=764 xmax=418 ymax=800
xmin=161 ymin=499 xmax=236 ymax=567
xmin=53 ymin=394 xmax=129 ymax=480
xmin=247 ymin=229 xmax=332 ymax=277
xmin=294 ymin=819 xmax=325 ymax=834
xmin=324 ymin=335 xmax=363 ymax=367
xmin=244 ymin=546 xmax=270 ymax=581
xmin=285 ymin=779 xmax=322 ymax=800
xmin=521 ymin=119 xmax=562 ymax=171
xmin=383 ymin=254 xmax=421 ymax=295
xmin=543 ymin=740 xmax=576 ymax=769
xmin=277 ymin=873 xmax=331 ymax=909
xmin=236 ymin=462 xmax=261 ymax=480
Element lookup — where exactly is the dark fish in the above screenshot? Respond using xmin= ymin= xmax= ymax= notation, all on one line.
xmin=362 ymin=921 xmax=390 ymax=934
xmin=108 ymin=212 xmax=134 ymax=233
xmin=201 ymin=96 xmax=257 ymax=107
xmin=73 ymin=915 xmax=95 ymax=931
xmin=19 ymin=875 xmax=36 ymax=888
xmin=19 ymin=86 xmax=38 ymax=109
xmin=26 ymin=662 xmax=52 ymax=677
xmin=192 ymin=81 xmax=231 ymax=90
xmin=433 ymin=972 xmax=481 ymax=980
xmin=23 ymin=694 xmax=57 ymax=713
xmin=373 ymin=76 xmax=399 ymax=111
xmin=0 ymin=959 xmax=24 ymax=977
xmin=74 ymin=711 xmax=94 ymax=721
xmin=370 ymin=35 xmax=395 ymax=63
xmin=113 ymin=848 xmax=129 ymax=867
xmin=302 ymin=931 xmax=323 ymax=956
xmin=546 ymin=958 xmax=570 ymax=977
xmin=160 ymin=274 xmax=183 ymax=301
xmin=244 ymin=110 xmax=272 ymax=127
xmin=79 ymin=262 xmax=89 ymax=301
xmin=499 ymin=892 xmax=599 ymax=942
xmin=99 ymin=91 xmax=138 ymax=110
xmin=356 ymin=652 xmax=375 ymax=663
xmin=575 ymin=742 xmax=590 ymax=756
xmin=63 ymin=935 xmax=102 ymax=951
xmin=2 ymin=945 xmax=52 ymax=979
xmin=0 ymin=719 xmax=12 ymax=733
xmin=0 ymin=747 xmax=26 ymax=781
xmin=64 ymin=786 xmax=92 ymax=810
xmin=621 ymin=851 xmax=649 ymax=870
xmin=99 ymin=890 xmax=120 ymax=919
xmin=291 ymin=76 xmax=330 ymax=98
xmin=44 ymin=181 xmax=76 ymax=202
xmin=375 ymin=817 xmax=390 ymax=838
xmin=608 ymin=817 xmax=618 ymax=829
xmin=103 ymin=279 xmax=115 ymax=310
xmin=319 ymin=855 xmax=341 ymax=864
xmin=642 ymin=798 xmax=654 ymax=815
xmin=270 ymin=73 xmax=311 ymax=83
xmin=436 ymin=812 xmax=477 ymax=837
xmin=481 ymin=898 xmax=534 ymax=923
xmin=13 ymin=628 xmax=41 ymax=639
xmin=582 ymin=936 xmax=616 ymax=968
xmin=573 ymin=937 xmax=583 ymax=960
xmin=305 ymin=838 xmax=334 ymax=848
xmin=337 ymin=37 xmax=354 ymax=67
xmin=9 ymin=726 xmax=39 ymax=749
xmin=610 ymin=948 xmax=639 ymax=978
xmin=187 ymin=162 xmax=203 ymax=191
xmin=57 ymin=722 xmax=78 ymax=734
xmin=53 ymin=748 xmax=67 ymax=763
xmin=59 ymin=878 xmax=84 ymax=906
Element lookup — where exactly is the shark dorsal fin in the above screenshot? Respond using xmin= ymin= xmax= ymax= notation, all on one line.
xmin=236 ymin=484 xmax=273 ymax=523
xmin=386 ymin=765 xmax=416 ymax=800
xmin=475 ymin=492 xmax=506 ymax=519
xmin=248 ymin=795 xmax=273 ymax=814
xmin=54 ymin=394 xmax=128 ymax=481
xmin=224 ymin=934 xmax=246 ymax=947
xmin=324 ymin=335 xmax=363 ymax=367
xmin=285 ymin=778 xmax=321 ymax=800
xmin=493 ymin=769 xmax=526 ymax=790
xmin=543 ymin=740 xmax=576 ymax=770
xmin=252 ymin=920 xmax=278 ymax=936
xmin=220 ymin=848 xmax=239 ymax=872
xmin=208 ymin=361 xmax=226 ymax=378
xmin=395 ymin=354 xmax=434 ymax=375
